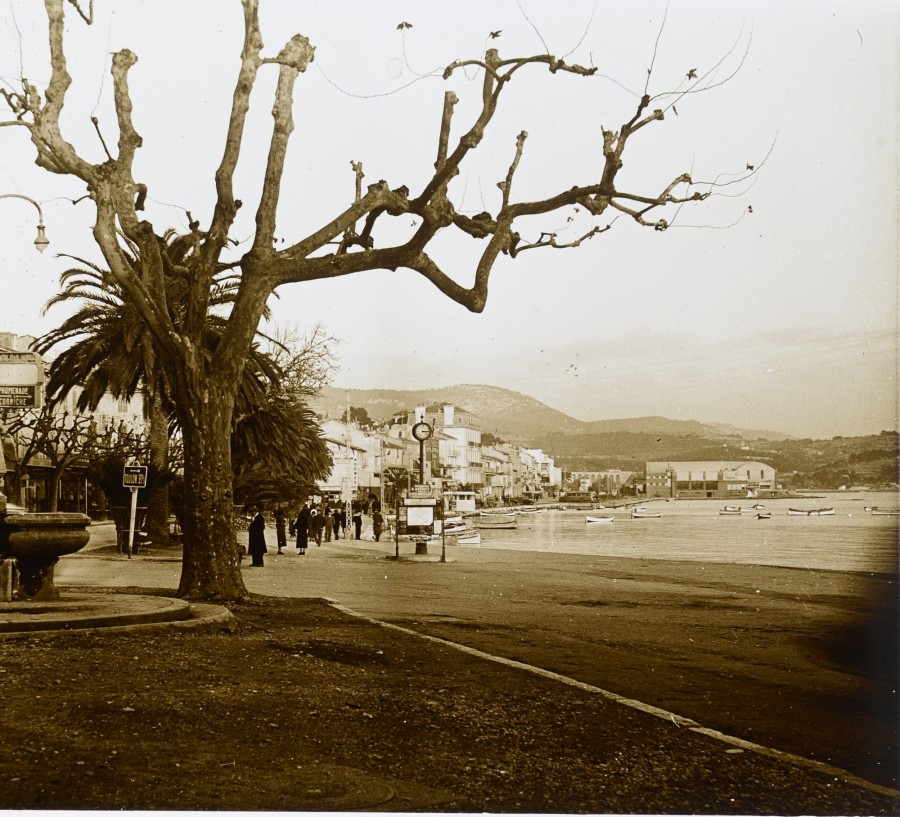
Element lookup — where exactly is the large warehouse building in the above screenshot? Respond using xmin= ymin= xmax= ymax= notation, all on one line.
xmin=645 ymin=460 xmax=777 ymax=499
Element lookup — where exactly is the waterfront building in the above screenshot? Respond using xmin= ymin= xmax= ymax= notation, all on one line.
xmin=569 ymin=469 xmax=636 ymax=497
xmin=520 ymin=448 xmax=562 ymax=500
xmin=645 ymin=460 xmax=777 ymax=499
xmin=319 ymin=418 xmax=387 ymax=505
xmin=426 ymin=404 xmax=484 ymax=491
xmin=481 ymin=444 xmax=512 ymax=505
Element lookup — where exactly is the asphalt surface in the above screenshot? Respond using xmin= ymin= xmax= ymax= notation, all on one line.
xmin=55 ymin=523 xmax=900 ymax=803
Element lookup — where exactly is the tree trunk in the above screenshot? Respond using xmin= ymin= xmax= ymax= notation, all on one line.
xmin=146 ymin=390 xmax=170 ymax=545
xmin=47 ymin=469 xmax=61 ymax=512
xmin=176 ymin=399 xmax=247 ymax=601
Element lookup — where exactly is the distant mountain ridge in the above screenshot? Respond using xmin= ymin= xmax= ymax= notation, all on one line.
xmin=311 ymin=384 xmax=793 ymax=443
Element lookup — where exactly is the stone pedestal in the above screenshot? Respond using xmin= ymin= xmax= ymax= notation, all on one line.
xmin=0 ymin=558 xmax=13 ymax=601
xmin=0 ymin=494 xmax=91 ymax=602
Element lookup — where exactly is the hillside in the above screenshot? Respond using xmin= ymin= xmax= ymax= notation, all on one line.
xmin=311 ymin=385 xmax=898 ymax=489
xmin=311 ymin=384 xmax=792 ymax=444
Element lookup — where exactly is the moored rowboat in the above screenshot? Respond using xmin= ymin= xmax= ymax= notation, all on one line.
xmin=631 ymin=510 xmax=662 ymax=519
xmin=585 ymin=515 xmax=615 ymax=524
xmin=475 ymin=518 xmax=518 ymax=530
xmin=787 ymin=507 xmax=835 ymax=516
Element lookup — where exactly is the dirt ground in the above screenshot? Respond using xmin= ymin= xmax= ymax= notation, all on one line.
xmin=3 ymin=531 xmax=896 ymax=813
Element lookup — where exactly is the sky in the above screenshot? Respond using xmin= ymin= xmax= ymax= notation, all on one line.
xmin=0 ymin=0 xmax=897 ymax=439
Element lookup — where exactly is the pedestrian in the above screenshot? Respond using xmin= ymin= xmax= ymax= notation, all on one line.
xmin=372 ymin=508 xmax=384 ymax=542
xmin=311 ymin=508 xmax=325 ymax=546
xmin=274 ymin=504 xmax=287 ymax=554
xmin=293 ymin=502 xmax=310 ymax=554
xmin=323 ymin=508 xmax=333 ymax=543
xmin=332 ymin=508 xmax=341 ymax=539
xmin=352 ymin=508 xmax=363 ymax=540
xmin=337 ymin=508 xmax=347 ymax=538
xmin=247 ymin=505 xmax=267 ymax=567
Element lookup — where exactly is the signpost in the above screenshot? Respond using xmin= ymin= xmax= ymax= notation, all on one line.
xmin=0 ymin=351 xmax=43 ymax=408
xmin=122 ymin=460 xmax=148 ymax=558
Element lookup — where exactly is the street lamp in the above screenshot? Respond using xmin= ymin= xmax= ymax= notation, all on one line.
xmin=0 ymin=193 xmax=50 ymax=253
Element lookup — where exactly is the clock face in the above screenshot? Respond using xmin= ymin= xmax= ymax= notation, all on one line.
xmin=411 ymin=422 xmax=433 ymax=441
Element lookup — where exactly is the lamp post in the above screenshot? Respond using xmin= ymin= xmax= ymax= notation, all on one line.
xmin=0 ymin=191 xmax=50 ymax=507
xmin=0 ymin=193 xmax=50 ymax=253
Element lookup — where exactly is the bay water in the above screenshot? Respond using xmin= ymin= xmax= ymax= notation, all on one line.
xmin=465 ymin=491 xmax=899 ymax=573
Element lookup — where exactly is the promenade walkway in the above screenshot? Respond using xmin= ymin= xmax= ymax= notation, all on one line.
xmin=53 ymin=524 xmax=899 ymax=799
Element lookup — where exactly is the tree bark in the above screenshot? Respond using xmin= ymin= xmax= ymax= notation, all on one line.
xmin=146 ymin=390 xmax=170 ymax=545
xmin=176 ymin=396 xmax=246 ymax=600
xmin=47 ymin=469 xmax=61 ymax=512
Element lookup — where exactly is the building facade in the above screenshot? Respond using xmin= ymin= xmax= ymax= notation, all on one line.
xmin=645 ymin=460 xmax=777 ymax=499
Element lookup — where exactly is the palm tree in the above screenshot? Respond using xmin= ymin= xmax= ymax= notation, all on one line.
xmin=34 ymin=237 xmax=329 ymax=544
xmin=35 ymin=253 xmax=173 ymax=541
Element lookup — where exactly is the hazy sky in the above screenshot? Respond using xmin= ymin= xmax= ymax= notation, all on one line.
xmin=0 ymin=1 xmax=897 ymax=439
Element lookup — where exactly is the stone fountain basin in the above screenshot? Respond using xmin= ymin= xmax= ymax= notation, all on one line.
xmin=0 ymin=512 xmax=92 ymax=560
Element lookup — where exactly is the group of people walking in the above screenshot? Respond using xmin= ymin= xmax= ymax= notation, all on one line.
xmin=246 ymin=499 xmax=385 ymax=567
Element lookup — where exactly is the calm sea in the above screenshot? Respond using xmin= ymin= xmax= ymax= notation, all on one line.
xmin=464 ymin=492 xmax=899 ymax=573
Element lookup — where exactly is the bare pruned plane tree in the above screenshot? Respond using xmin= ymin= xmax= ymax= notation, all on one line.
xmin=1 ymin=0 xmax=755 ymax=599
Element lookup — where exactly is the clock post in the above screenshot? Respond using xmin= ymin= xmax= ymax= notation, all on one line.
xmin=409 ymin=422 xmax=434 ymax=555
xmin=411 ymin=422 xmax=433 ymax=487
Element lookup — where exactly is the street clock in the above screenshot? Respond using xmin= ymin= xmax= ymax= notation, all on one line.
xmin=411 ymin=421 xmax=433 ymax=442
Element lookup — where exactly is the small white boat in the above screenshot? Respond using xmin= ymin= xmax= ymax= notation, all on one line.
xmin=444 ymin=524 xmax=468 ymax=535
xmin=456 ymin=530 xmax=481 ymax=546
xmin=631 ymin=510 xmax=661 ymax=519
xmin=479 ymin=510 xmax=516 ymax=519
xmin=447 ymin=525 xmax=479 ymax=538
xmin=444 ymin=515 xmax=464 ymax=527
xmin=585 ymin=515 xmax=615 ymax=524
xmin=719 ymin=508 xmax=742 ymax=516
xmin=871 ymin=509 xmax=900 ymax=516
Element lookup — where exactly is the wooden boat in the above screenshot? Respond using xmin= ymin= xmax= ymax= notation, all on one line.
xmin=585 ymin=515 xmax=615 ymax=524
xmin=723 ymin=505 xmax=742 ymax=512
xmin=479 ymin=511 xmax=516 ymax=519
xmin=444 ymin=515 xmax=464 ymax=527
xmin=787 ymin=507 xmax=835 ymax=516
xmin=456 ymin=530 xmax=482 ymax=546
xmin=447 ymin=525 xmax=479 ymax=538
xmin=475 ymin=517 xmax=518 ymax=530
xmin=444 ymin=524 xmax=468 ymax=535
xmin=719 ymin=508 xmax=742 ymax=516
xmin=756 ymin=512 xmax=772 ymax=520
xmin=631 ymin=509 xmax=661 ymax=519
xmin=871 ymin=509 xmax=900 ymax=516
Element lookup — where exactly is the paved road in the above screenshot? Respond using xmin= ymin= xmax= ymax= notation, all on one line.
xmin=58 ymin=528 xmax=899 ymax=793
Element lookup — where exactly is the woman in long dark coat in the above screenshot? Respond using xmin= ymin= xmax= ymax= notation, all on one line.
xmin=247 ymin=506 xmax=267 ymax=567
xmin=294 ymin=503 xmax=310 ymax=554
